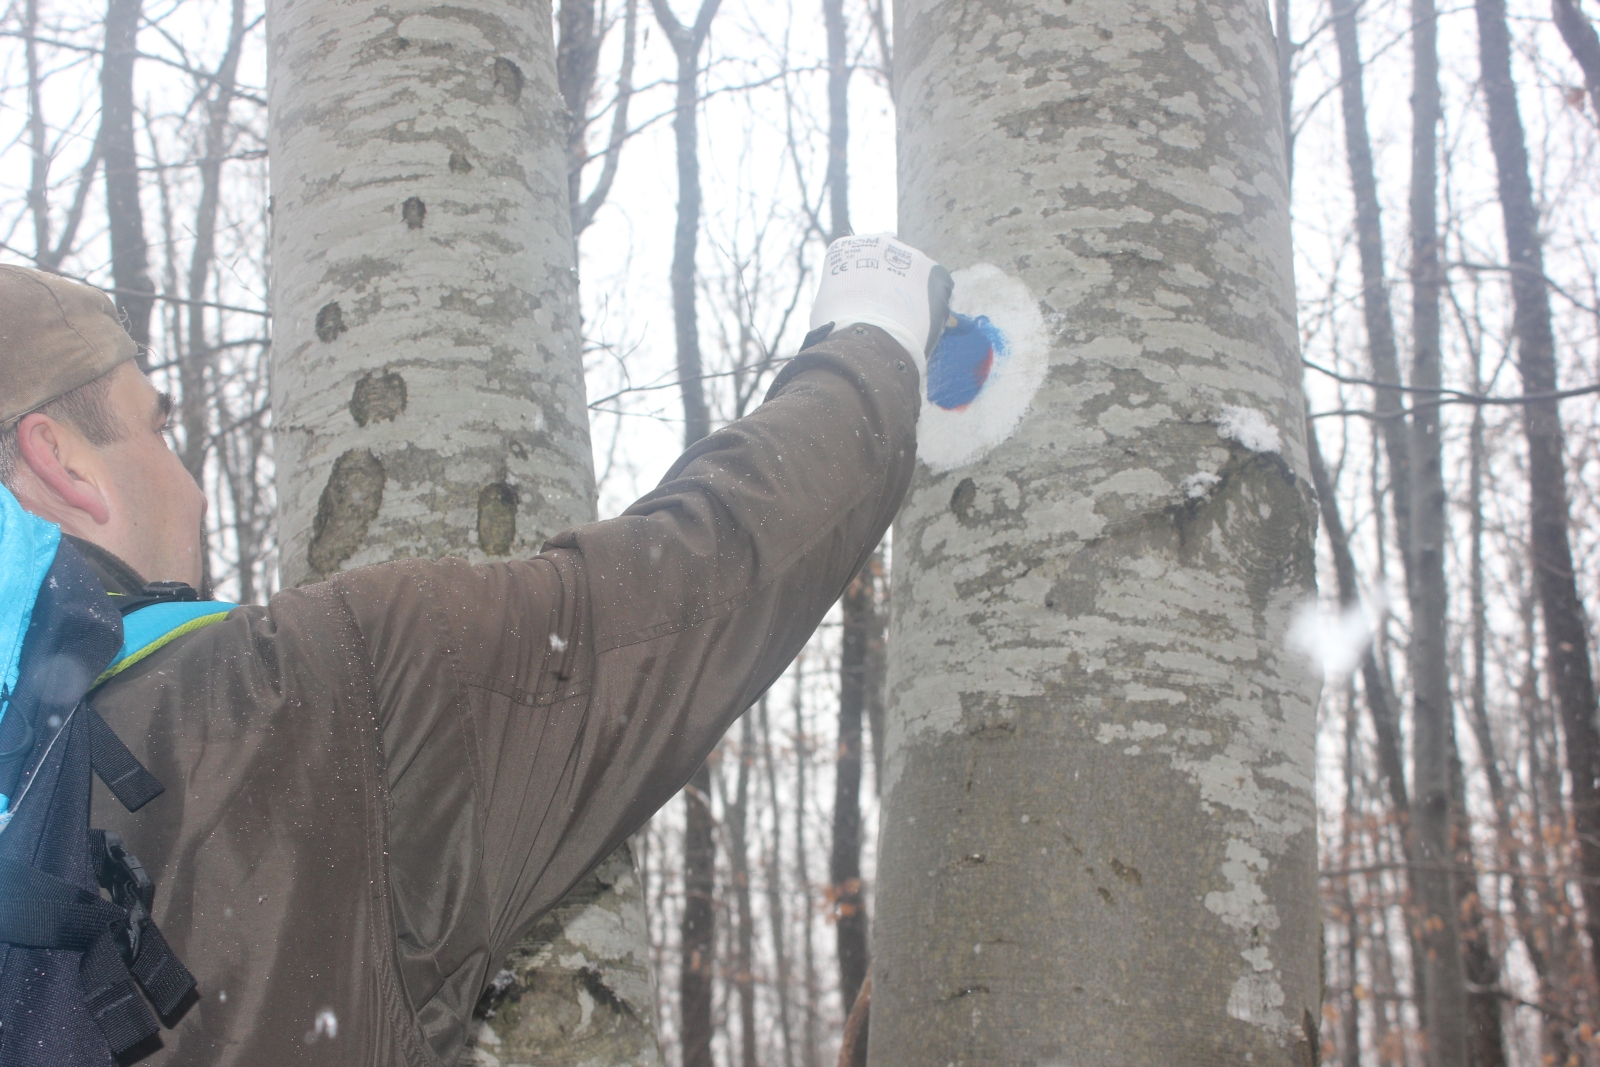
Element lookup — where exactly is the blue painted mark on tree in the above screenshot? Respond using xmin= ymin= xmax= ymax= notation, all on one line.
xmin=926 ymin=313 xmax=1007 ymax=411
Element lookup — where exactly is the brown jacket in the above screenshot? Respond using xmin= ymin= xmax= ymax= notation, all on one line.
xmin=88 ymin=327 xmax=918 ymax=1066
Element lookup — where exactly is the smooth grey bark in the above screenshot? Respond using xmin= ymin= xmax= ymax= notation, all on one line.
xmin=875 ymin=2 xmax=1320 ymax=1063
xmin=1407 ymin=2 xmax=1473 ymax=1062
xmin=271 ymin=0 xmax=597 ymax=580
xmin=823 ymin=0 xmax=851 ymax=241
xmin=266 ymin=0 xmax=659 ymax=1060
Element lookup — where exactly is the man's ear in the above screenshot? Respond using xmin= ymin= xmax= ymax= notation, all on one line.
xmin=14 ymin=413 xmax=113 ymax=526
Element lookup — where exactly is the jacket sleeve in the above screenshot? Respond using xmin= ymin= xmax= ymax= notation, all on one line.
xmin=337 ymin=324 xmax=919 ymax=969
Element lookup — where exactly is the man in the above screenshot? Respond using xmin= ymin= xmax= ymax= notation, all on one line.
xmin=0 ymin=236 xmax=950 ymax=1066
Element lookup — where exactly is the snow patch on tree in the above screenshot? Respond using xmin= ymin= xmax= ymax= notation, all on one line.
xmin=1217 ymin=406 xmax=1282 ymax=454
xmin=1181 ymin=471 xmax=1221 ymax=499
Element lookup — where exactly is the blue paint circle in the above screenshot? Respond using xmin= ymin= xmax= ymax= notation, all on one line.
xmin=926 ymin=313 xmax=1008 ymax=411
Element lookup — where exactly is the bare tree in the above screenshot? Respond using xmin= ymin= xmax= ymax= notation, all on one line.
xmin=648 ymin=0 xmax=722 ymax=1060
xmin=1553 ymin=0 xmax=1600 ymax=120
xmin=651 ymin=0 xmax=722 ymax=448
xmin=177 ymin=0 xmax=247 ymax=486
xmin=820 ymin=0 xmax=871 ymax=1026
xmin=267 ymin=0 xmax=657 ymax=1060
xmin=101 ymin=0 xmax=154 ymax=356
xmin=21 ymin=0 xmax=97 ymax=274
xmin=822 ymin=0 xmax=849 ymax=242
xmin=1408 ymin=2 xmax=1476 ymax=1062
xmin=763 ymin=694 xmax=799 ymax=1067
xmin=830 ymin=566 xmax=872 ymax=1017
xmin=1326 ymin=7 xmax=1438 ymax=1049
xmin=794 ymin=653 xmax=819 ymax=1067
xmin=875 ymin=1 xmax=1319 ymax=1064
xmin=560 ymin=0 xmax=639 ymax=240
xmin=1474 ymin=0 xmax=1600 ymax=1002
xmin=726 ymin=707 xmax=760 ymax=1067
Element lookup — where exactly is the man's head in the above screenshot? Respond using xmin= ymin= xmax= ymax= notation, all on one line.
xmin=1 ymin=266 xmax=206 ymax=588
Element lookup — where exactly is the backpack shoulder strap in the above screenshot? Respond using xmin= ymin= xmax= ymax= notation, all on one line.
xmin=95 ymin=600 xmax=236 ymax=688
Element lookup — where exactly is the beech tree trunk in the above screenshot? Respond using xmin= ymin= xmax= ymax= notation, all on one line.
xmin=1407 ymin=3 xmax=1475 ymax=1063
xmin=1327 ymin=0 xmax=1426 ymax=988
xmin=680 ymin=757 xmax=717 ymax=1067
xmin=266 ymin=0 xmax=660 ymax=1062
xmin=1474 ymin=0 xmax=1600 ymax=998
xmin=823 ymin=0 xmax=850 ymax=242
xmin=1467 ymin=358 xmax=1567 ymax=1065
xmin=874 ymin=1 xmax=1321 ymax=1063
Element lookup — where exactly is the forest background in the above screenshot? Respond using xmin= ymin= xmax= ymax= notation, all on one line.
xmin=1 ymin=0 xmax=1598 ymax=1063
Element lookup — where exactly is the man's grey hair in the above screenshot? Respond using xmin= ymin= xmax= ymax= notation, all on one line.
xmin=0 ymin=369 xmax=125 ymax=490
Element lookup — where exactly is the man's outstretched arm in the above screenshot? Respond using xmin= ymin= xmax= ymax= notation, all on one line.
xmin=539 ymin=321 xmax=920 ymax=883
xmin=337 ymin=237 xmax=944 ymax=1032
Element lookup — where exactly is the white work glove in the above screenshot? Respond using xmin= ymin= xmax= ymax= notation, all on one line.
xmin=808 ymin=234 xmax=954 ymax=371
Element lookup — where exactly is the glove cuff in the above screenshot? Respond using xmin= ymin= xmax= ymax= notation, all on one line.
xmin=829 ymin=316 xmax=924 ymax=371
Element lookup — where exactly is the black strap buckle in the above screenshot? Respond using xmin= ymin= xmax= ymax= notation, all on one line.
xmin=95 ymin=831 xmax=154 ymax=964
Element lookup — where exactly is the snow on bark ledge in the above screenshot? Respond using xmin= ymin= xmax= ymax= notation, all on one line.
xmin=1217 ymin=406 xmax=1282 ymax=454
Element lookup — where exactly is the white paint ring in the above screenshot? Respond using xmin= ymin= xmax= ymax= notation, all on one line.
xmin=917 ymin=263 xmax=1048 ymax=472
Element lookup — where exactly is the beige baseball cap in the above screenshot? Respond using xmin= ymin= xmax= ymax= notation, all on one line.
xmin=1 ymin=265 xmax=138 ymax=426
